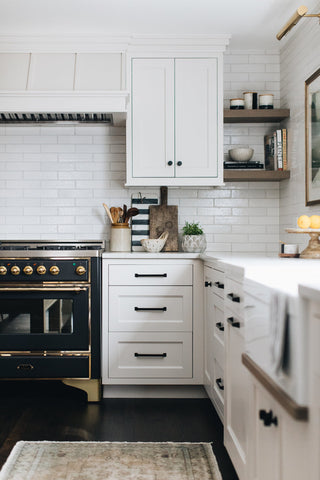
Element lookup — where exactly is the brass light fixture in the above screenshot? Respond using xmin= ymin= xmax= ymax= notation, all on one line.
xmin=277 ymin=5 xmax=320 ymax=40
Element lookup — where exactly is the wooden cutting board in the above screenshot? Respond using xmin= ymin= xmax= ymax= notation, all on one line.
xmin=149 ymin=186 xmax=178 ymax=252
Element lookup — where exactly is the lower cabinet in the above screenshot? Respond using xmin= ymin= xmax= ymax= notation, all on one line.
xmin=247 ymin=376 xmax=310 ymax=480
xmin=102 ymin=258 xmax=204 ymax=386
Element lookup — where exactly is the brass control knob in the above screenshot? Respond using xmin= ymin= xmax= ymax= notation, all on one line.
xmin=23 ymin=265 xmax=33 ymax=275
xmin=11 ymin=265 xmax=20 ymax=276
xmin=75 ymin=265 xmax=86 ymax=276
xmin=49 ymin=265 xmax=60 ymax=276
xmin=37 ymin=265 xmax=46 ymax=275
xmin=0 ymin=266 xmax=7 ymax=276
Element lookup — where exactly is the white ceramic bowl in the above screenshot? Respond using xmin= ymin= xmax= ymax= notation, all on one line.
xmin=229 ymin=147 xmax=254 ymax=162
xmin=141 ymin=231 xmax=169 ymax=253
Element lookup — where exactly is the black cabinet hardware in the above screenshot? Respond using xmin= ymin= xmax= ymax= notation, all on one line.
xmin=216 ymin=378 xmax=224 ymax=390
xmin=134 ymin=353 xmax=167 ymax=358
xmin=227 ymin=293 xmax=240 ymax=303
xmin=135 ymin=273 xmax=167 ymax=278
xmin=259 ymin=409 xmax=278 ymax=427
xmin=227 ymin=317 xmax=240 ymax=328
xmin=216 ymin=322 xmax=224 ymax=331
xmin=177 ymin=161 xmax=182 ymax=166
xmin=205 ymin=281 xmax=212 ymax=287
xmin=134 ymin=307 xmax=167 ymax=312
xmin=167 ymin=161 xmax=173 ymax=166
xmin=215 ymin=281 xmax=224 ymax=289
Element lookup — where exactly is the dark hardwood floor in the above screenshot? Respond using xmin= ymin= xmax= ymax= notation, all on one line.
xmin=0 ymin=381 xmax=238 ymax=480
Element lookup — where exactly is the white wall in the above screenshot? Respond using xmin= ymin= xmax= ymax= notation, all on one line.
xmin=0 ymin=49 xmax=282 ymax=254
xmin=279 ymin=1 xmax=320 ymax=249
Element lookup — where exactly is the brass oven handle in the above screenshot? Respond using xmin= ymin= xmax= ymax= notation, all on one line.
xmin=0 ymin=287 xmax=88 ymax=292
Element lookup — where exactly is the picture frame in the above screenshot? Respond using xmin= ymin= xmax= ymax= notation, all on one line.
xmin=305 ymin=67 xmax=320 ymax=205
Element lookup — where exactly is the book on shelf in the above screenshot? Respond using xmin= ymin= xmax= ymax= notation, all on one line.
xmin=224 ymin=161 xmax=264 ymax=169
xmin=264 ymin=128 xmax=287 ymax=171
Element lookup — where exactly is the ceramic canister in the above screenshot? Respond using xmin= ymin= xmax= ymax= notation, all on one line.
xmin=243 ymin=92 xmax=258 ymax=109
xmin=259 ymin=94 xmax=274 ymax=109
xmin=230 ymin=98 xmax=244 ymax=109
xmin=110 ymin=223 xmax=131 ymax=252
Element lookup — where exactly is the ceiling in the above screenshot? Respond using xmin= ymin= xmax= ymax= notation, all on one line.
xmin=0 ymin=0 xmax=319 ymax=49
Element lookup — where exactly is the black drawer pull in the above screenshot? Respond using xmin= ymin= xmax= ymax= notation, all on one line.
xmin=134 ymin=353 xmax=167 ymax=358
xmin=205 ymin=281 xmax=212 ymax=287
xmin=216 ymin=378 xmax=224 ymax=390
xmin=227 ymin=317 xmax=240 ymax=328
xmin=135 ymin=307 xmax=167 ymax=312
xmin=259 ymin=409 xmax=278 ymax=427
xmin=215 ymin=322 xmax=224 ymax=331
xmin=227 ymin=293 xmax=240 ymax=303
xmin=17 ymin=364 xmax=34 ymax=371
xmin=135 ymin=273 xmax=167 ymax=278
xmin=215 ymin=281 xmax=224 ymax=289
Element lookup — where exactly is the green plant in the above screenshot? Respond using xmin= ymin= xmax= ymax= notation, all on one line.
xmin=182 ymin=221 xmax=204 ymax=236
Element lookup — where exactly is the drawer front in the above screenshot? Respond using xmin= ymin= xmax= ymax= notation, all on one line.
xmin=109 ymin=264 xmax=193 ymax=286
xmin=0 ymin=356 xmax=90 ymax=379
xmin=204 ymin=266 xmax=225 ymax=298
xmin=109 ymin=332 xmax=192 ymax=378
xmin=225 ymin=277 xmax=243 ymax=315
xmin=109 ymin=286 xmax=192 ymax=332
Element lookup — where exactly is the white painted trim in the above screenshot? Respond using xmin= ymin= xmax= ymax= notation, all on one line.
xmin=0 ymin=91 xmax=129 ymax=112
xmin=103 ymin=385 xmax=208 ymax=398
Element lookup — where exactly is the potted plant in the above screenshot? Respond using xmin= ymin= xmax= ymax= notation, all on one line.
xmin=181 ymin=221 xmax=206 ymax=253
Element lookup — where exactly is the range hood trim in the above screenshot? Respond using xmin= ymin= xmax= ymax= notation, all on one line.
xmin=0 ymin=91 xmax=129 ymax=114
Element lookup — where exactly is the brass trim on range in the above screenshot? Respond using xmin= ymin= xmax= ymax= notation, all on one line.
xmin=0 ymin=286 xmax=88 ymax=292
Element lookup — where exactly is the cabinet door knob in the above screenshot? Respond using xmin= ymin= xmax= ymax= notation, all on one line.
xmin=167 ymin=161 xmax=173 ymax=166
xmin=227 ymin=316 xmax=240 ymax=328
xmin=259 ymin=409 xmax=278 ymax=427
xmin=177 ymin=161 xmax=182 ymax=166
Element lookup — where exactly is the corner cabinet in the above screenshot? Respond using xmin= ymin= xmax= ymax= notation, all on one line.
xmin=126 ymin=55 xmax=224 ymax=186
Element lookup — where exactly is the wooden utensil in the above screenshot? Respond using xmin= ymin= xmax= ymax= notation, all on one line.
xmin=149 ymin=186 xmax=178 ymax=252
xmin=102 ymin=203 xmax=113 ymax=223
xmin=125 ymin=207 xmax=139 ymax=223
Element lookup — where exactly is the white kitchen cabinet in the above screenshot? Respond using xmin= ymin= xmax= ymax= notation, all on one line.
xmin=224 ymin=274 xmax=249 ymax=480
xmin=246 ymin=376 xmax=310 ymax=480
xmin=102 ymin=257 xmax=204 ymax=386
xmin=203 ymin=264 xmax=225 ymax=421
xmin=127 ymin=55 xmax=223 ymax=186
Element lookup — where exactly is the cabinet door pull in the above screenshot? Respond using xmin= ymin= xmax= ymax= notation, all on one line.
xmin=215 ymin=281 xmax=224 ymax=289
xmin=227 ymin=317 xmax=240 ymax=328
xmin=135 ymin=273 xmax=167 ymax=278
xmin=167 ymin=161 xmax=173 ymax=166
xmin=215 ymin=322 xmax=224 ymax=331
xmin=216 ymin=378 xmax=224 ymax=390
xmin=134 ymin=353 xmax=167 ymax=358
xmin=227 ymin=293 xmax=240 ymax=303
xmin=177 ymin=161 xmax=182 ymax=166
xmin=205 ymin=281 xmax=212 ymax=287
xmin=259 ymin=409 xmax=278 ymax=427
xmin=134 ymin=307 xmax=167 ymax=312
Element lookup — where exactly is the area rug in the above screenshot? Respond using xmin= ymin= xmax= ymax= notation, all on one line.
xmin=0 ymin=441 xmax=222 ymax=480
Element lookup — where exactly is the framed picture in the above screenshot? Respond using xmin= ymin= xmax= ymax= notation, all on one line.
xmin=305 ymin=67 xmax=320 ymax=205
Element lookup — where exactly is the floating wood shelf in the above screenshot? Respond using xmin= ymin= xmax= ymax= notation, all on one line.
xmin=224 ymin=170 xmax=290 ymax=182
xmin=224 ymin=108 xmax=290 ymax=123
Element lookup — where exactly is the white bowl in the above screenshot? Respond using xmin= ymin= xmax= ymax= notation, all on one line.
xmin=229 ymin=147 xmax=254 ymax=162
xmin=141 ymin=231 xmax=169 ymax=253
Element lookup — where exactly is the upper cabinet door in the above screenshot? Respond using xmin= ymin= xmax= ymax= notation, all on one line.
xmin=175 ymin=58 xmax=219 ymax=179
xmin=131 ymin=58 xmax=174 ymax=178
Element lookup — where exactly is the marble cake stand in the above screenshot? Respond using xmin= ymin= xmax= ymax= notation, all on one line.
xmin=286 ymin=228 xmax=320 ymax=259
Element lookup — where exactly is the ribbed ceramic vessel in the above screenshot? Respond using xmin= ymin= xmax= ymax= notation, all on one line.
xmin=181 ymin=234 xmax=206 ymax=253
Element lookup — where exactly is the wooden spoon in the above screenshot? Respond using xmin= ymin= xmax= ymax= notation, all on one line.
xmin=110 ymin=207 xmax=119 ymax=224
xmin=102 ymin=203 xmax=113 ymax=223
xmin=125 ymin=207 xmax=139 ymax=223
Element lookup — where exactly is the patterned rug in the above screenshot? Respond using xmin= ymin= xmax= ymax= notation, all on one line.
xmin=0 ymin=441 xmax=222 ymax=480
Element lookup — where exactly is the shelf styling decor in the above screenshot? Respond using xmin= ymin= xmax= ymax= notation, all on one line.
xmin=181 ymin=221 xmax=207 ymax=253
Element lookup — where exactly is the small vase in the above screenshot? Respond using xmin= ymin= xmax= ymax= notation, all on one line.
xmin=182 ymin=234 xmax=206 ymax=253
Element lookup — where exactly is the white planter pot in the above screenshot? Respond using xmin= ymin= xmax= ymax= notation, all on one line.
xmin=181 ymin=234 xmax=206 ymax=253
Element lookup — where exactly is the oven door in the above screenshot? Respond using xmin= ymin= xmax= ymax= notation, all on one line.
xmin=0 ymin=285 xmax=89 ymax=351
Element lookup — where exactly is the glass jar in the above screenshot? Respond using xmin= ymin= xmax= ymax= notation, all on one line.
xmin=181 ymin=234 xmax=206 ymax=253
xmin=110 ymin=223 xmax=131 ymax=252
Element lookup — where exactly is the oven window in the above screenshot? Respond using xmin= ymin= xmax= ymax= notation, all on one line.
xmin=0 ymin=299 xmax=73 ymax=334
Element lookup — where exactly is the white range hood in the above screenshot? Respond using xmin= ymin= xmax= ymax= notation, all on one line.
xmin=0 ymin=48 xmax=129 ymax=124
